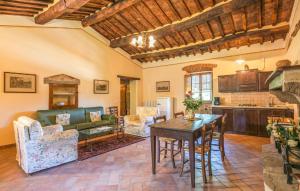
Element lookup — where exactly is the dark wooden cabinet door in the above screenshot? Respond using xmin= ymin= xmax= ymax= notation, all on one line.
xmin=233 ymin=109 xmax=258 ymax=135
xmin=259 ymin=109 xmax=273 ymax=137
xmin=212 ymin=108 xmax=234 ymax=132
xmin=223 ymin=109 xmax=234 ymax=132
xmin=212 ymin=108 xmax=223 ymax=115
xmin=218 ymin=75 xmax=236 ymax=92
xmin=233 ymin=109 xmax=246 ymax=133
xmin=258 ymin=71 xmax=272 ymax=92
xmin=236 ymin=70 xmax=258 ymax=91
xmin=286 ymin=109 xmax=294 ymax=118
xmin=245 ymin=109 xmax=259 ymax=135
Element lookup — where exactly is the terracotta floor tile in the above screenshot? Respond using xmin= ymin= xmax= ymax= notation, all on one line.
xmin=0 ymin=134 xmax=269 ymax=190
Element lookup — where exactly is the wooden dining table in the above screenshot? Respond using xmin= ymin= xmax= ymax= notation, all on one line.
xmin=150 ymin=114 xmax=222 ymax=188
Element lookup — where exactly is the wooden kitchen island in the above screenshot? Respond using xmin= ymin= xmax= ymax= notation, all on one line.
xmin=212 ymin=105 xmax=294 ymax=137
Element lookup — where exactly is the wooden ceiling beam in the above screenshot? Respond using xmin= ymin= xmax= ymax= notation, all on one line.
xmin=82 ymin=0 xmax=142 ymax=27
xmin=110 ymin=0 xmax=258 ymax=48
xmin=131 ymin=24 xmax=289 ymax=60
xmin=35 ymin=0 xmax=90 ymax=24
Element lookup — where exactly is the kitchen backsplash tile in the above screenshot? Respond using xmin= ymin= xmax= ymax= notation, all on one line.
xmin=219 ymin=92 xmax=284 ymax=106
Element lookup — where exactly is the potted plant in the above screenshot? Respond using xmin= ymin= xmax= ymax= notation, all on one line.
xmin=183 ymin=91 xmax=202 ymax=120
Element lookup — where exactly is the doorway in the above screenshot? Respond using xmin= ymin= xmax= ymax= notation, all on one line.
xmin=118 ymin=75 xmax=140 ymax=116
xmin=120 ymin=79 xmax=130 ymax=116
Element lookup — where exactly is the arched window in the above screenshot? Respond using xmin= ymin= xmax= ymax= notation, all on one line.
xmin=183 ymin=64 xmax=216 ymax=102
xmin=185 ymin=72 xmax=212 ymax=102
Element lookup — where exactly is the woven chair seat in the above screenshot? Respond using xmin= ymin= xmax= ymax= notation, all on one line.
xmin=212 ymin=132 xmax=221 ymax=139
xmin=195 ymin=145 xmax=210 ymax=154
xmin=159 ymin=137 xmax=177 ymax=142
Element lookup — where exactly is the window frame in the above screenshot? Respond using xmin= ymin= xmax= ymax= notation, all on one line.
xmin=184 ymin=71 xmax=213 ymax=103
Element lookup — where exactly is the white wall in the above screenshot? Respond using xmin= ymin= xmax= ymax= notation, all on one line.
xmin=0 ymin=23 xmax=142 ymax=146
xmin=143 ymin=51 xmax=287 ymax=113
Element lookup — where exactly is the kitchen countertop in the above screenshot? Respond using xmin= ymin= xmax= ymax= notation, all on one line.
xmin=212 ymin=105 xmax=293 ymax=110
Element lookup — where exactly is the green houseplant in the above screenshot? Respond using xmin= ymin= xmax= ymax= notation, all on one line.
xmin=183 ymin=91 xmax=203 ymax=120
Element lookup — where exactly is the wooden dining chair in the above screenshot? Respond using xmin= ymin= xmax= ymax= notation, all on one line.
xmin=174 ymin=111 xmax=184 ymax=118
xmin=107 ymin=106 xmax=124 ymax=126
xmin=180 ymin=121 xmax=216 ymax=183
xmin=211 ymin=114 xmax=227 ymax=161
xmin=154 ymin=115 xmax=179 ymax=168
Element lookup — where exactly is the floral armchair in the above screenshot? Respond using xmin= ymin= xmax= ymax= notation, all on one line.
xmin=13 ymin=116 xmax=78 ymax=174
xmin=124 ymin=106 xmax=158 ymax=137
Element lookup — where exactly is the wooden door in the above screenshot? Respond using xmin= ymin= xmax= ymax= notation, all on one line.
xmin=120 ymin=79 xmax=130 ymax=116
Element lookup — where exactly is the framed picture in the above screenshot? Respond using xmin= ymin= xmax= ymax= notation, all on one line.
xmin=156 ymin=81 xmax=170 ymax=92
xmin=4 ymin=72 xmax=37 ymax=93
xmin=94 ymin=80 xmax=109 ymax=94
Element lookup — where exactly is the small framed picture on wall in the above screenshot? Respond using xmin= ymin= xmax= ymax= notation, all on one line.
xmin=4 ymin=72 xmax=37 ymax=93
xmin=94 ymin=80 xmax=109 ymax=94
xmin=156 ymin=81 xmax=170 ymax=92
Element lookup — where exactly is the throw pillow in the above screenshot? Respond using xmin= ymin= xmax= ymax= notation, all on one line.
xmin=56 ymin=113 xmax=70 ymax=126
xmin=90 ymin=111 xmax=102 ymax=122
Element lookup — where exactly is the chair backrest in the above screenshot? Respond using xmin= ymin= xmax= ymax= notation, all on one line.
xmin=174 ymin=111 xmax=184 ymax=118
xmin=201 ymin=121 xmax=216 ymax=149
xmin=153 ymin=115 xmax=167 ymax=123
xmin=106 ymin=106 xmax=119 ymax=116
xmin=220 ymin=113 xmax=228 ymax=135
xmin=137 ymin=106 xmax=158 ymax=117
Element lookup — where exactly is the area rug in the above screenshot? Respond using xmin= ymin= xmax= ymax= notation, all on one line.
xmin=78 ymin=134 xmax=145 ymax=160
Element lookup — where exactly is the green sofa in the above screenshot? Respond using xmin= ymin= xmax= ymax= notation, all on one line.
xmin=37 ymin=107 xmax=116 ymax=141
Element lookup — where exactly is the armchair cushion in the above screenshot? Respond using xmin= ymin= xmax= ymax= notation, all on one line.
xmin=42 ymin=124 xmax=63 ymax=136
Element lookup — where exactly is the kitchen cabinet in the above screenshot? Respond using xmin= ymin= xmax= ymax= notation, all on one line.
xmin=236 ymin=69 xmax=258 ymax=92
xmin=212 ymin=108 xmax=233 ymax=132
xmin=218 ymin=70 xmax=273 ymax=93
xmin=232 ymin=109 xmax=258 ymax=135
xmin=258 ymin=71 xmax=273 ymax=92
xmin=212 ymin=107 xmax=294 ymax=137
xmin=218 ymin=75 xmax=237 ymax=92
xmin=259 ymin=109 xmax=273 ymax=137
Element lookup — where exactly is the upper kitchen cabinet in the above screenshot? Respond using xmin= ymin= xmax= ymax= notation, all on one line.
xmin=218 ymin=75 xmax=237 ymax=93
xmin=218 ymin=69 xmax=273 ymax=93
xmin=236 ymin=69 xmax=258 ymax=92
xmin=258 ymin=71 xmax=273 ymax=92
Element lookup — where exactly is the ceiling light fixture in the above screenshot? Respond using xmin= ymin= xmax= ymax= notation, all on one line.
xmin=131 ymin=34 xmax=156 ymax=48
xmin=235 ymin=59 xmax=245 ymax=65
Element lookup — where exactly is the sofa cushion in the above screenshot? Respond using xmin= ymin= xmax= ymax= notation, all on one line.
xmin=85 ymin=107 xmax=104 ymax=122
xmin=64 ymin=108 xmax=86 ymax=125
xmin=77 ymin=122 xmax=93 ymax=131
xmin=63 ymin=124 xmax=77 ymax=131
xmin=91 ymin=120 xmax=111 ymax=127
xmin=37 ymin=110 xmax=63 ymax=126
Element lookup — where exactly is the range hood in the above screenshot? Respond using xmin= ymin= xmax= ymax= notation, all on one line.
xmin=266 ymin=65 xmax=300 ymax=104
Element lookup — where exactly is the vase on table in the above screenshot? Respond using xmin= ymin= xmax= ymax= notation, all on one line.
xmin=186 ymin=110 xmax=196 ymax=121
